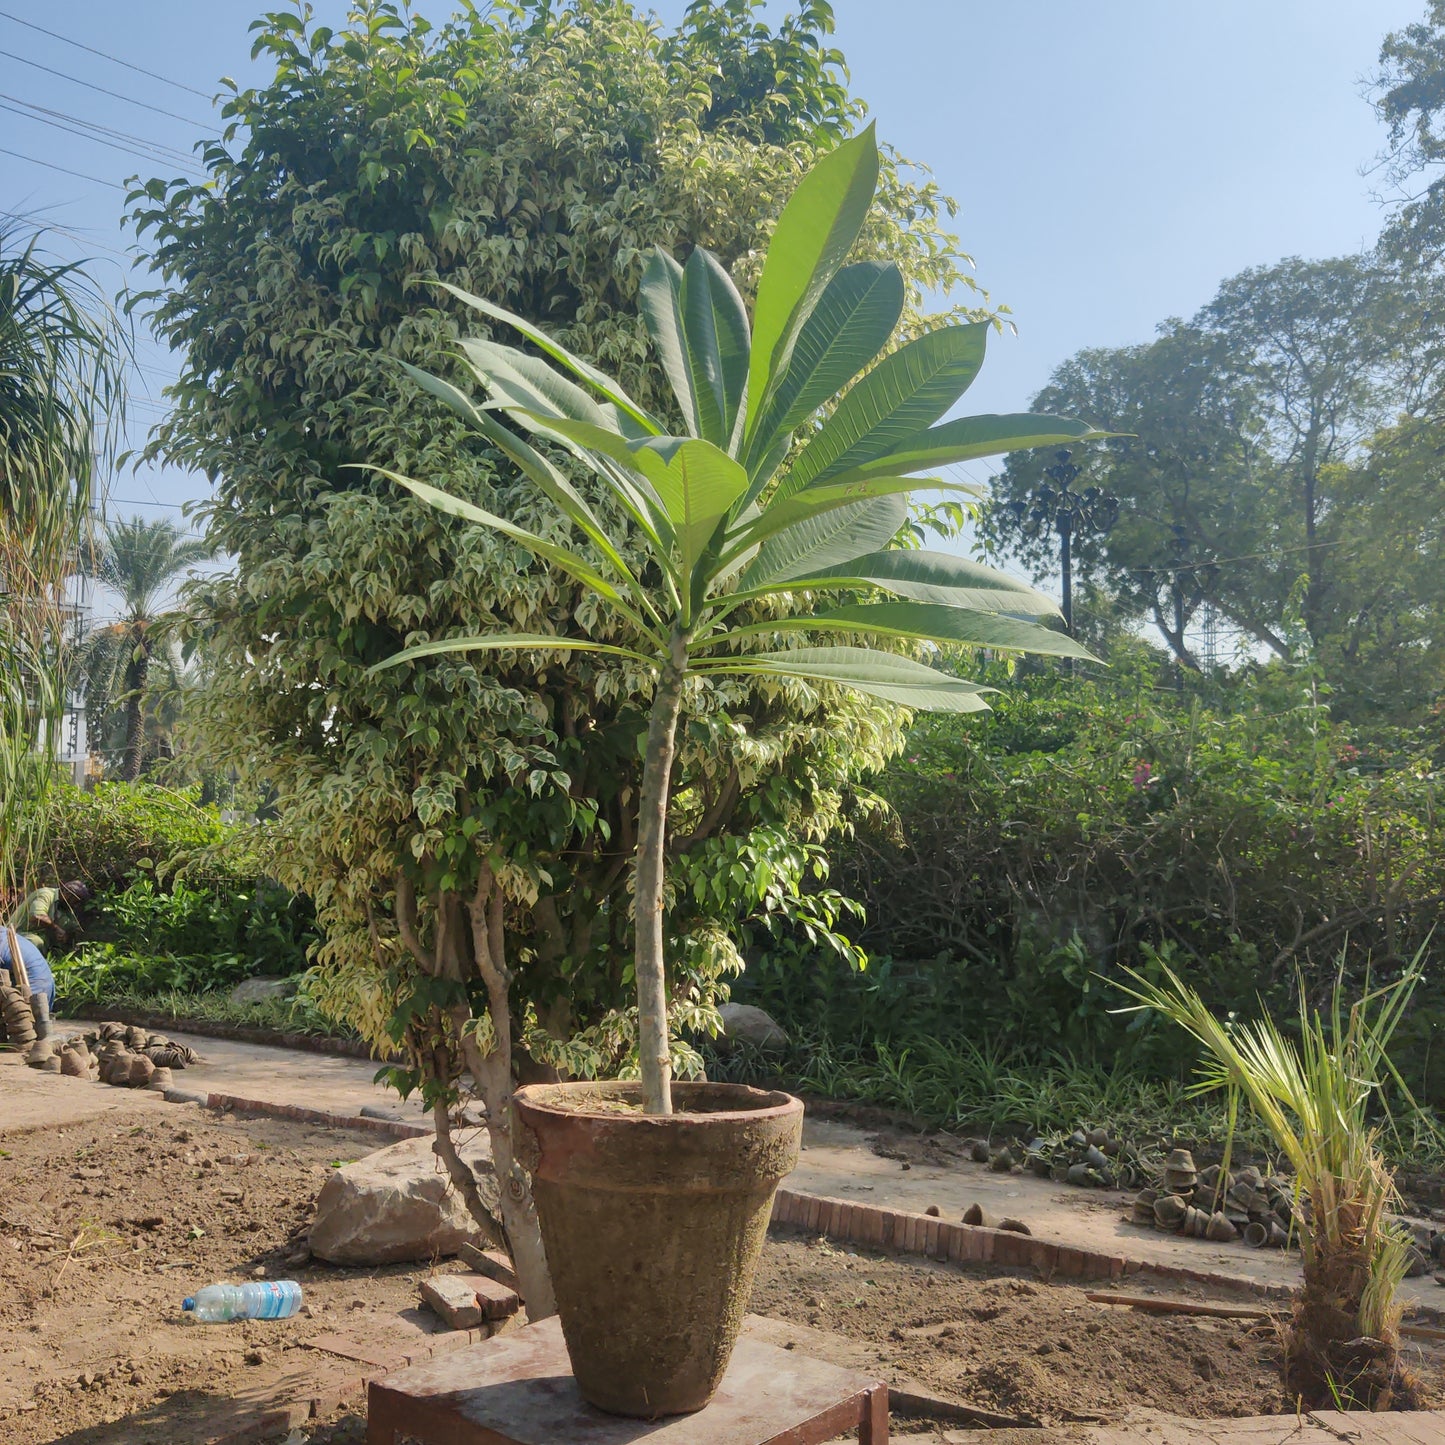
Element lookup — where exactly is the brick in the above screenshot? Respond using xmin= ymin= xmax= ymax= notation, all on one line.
xmin=473 ymin=1273 xmax=522 ymax=1322
xmin=303 ymin=1333 xmax=401 ymax=1370
xmin=1056 ymin=1245 xmax=1087 ymax=1278
xmin=921 ymin=1217 xmax=939 ymax=1256
xmin=208 ymin=1402 xmax=310 ymax=1445
xmin=421 ymin=1274 xmax=484 ymax=1330
xmin=864 ymin=1206 xmax=884 ymax=1246
xmin=459 ymin=1242 xmax=521 ymax=1294
xmin=943 ymin=1223 xmax=966 ymax=1262
xmin=804 ymin=1194 xmax=822 ymax=1232
xmin=1031 ymin=1241 xmax=1060 ymax=1275
xmin=879 ymin=1210 xmax=896 ymax=1248
xmin=993 ymin=1230 xmax=1032 ymax=1266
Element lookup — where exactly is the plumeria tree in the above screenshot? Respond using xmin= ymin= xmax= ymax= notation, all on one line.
xmin=377 ymin=126 xmax=1099 ymax=1115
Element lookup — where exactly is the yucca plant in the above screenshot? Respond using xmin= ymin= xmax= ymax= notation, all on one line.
xmin=374 ymin=125 xmax=1101 ymax=1116
xmin=1117 ymin=956 xmax=1422 ymax=1410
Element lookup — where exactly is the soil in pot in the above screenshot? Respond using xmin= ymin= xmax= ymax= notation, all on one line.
xmin=513 ymin=1080 xmax=802 ymax=1417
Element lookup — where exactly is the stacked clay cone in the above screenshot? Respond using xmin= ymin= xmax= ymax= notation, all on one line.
xmin=1129 ymin=1149 xmax=1297 ymax=1247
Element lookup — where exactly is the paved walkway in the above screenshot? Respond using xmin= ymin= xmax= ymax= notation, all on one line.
xmin=791 ymin=1119 xmax=1444 ymax=1316
xmin=2 ymin=1025 xmax=429 ymax=1135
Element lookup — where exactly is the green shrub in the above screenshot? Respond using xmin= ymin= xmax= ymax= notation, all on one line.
xmin=36 ymin=781 xmax=224 ymax=888
xmin=736 ymin=648 xmax=1445 ymax=1102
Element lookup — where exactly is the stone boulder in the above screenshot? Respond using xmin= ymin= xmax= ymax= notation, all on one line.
xmin=229 ymin=976 xmax=297 ymax=1006
xmin=309 ymin=1133 xmax=501 ymax=1266
xmin=716 ymin=1003 xmax=789 ymax=1052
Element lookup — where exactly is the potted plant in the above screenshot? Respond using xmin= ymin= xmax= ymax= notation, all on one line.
xmin=374 ymin=125 xmax=1099 ymax=1416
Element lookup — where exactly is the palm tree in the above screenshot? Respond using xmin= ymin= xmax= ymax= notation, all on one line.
xmin=83 ymin=516 xmax=212 ymax=781
xmin=0 ymin=222 xmax=127 ymax=899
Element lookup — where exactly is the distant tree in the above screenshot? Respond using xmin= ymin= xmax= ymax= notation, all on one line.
xmin=83 ymin=516 xmax=211 ymax=782
xmin=987 ymin=256 xmax=1432 ymax=671
xmin=985 ymin=322 xmax=1280 ymax=663
xmin=1375 ymin=2 xmax=1445 ymax=268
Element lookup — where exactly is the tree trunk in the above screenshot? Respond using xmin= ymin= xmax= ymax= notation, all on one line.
xmin=121 ymin=638 xmax=149 ymax=782
xmin=1058 ymin=515 xmax=1074 ymax=679
xmin=393 ymin=870 xmax=556 ymax=1318
xmin=634 ymin=631 xmax=687 ymax=1117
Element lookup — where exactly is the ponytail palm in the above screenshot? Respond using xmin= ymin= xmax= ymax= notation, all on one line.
xmin=374 ymin=127 xmax=1102 ymax=1114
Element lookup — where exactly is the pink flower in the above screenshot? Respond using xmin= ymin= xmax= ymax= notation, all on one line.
xmin=1131 ymin=761 xmax=1153 ymax=790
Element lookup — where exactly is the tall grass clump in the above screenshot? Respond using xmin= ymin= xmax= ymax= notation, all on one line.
xmin=1118 ymin=956 xmax=1422 ymax=1410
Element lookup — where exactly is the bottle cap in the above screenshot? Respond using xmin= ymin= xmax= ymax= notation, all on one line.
xmin=182 ymin=1298 xmax=195 ymax=1311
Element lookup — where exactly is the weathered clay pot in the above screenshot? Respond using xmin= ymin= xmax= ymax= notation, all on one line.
xmin=513 ymin=1080 xmax=802 ymax=1418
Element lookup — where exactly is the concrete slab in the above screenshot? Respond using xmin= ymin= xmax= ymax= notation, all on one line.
xmin=367 ymin=1313 xmax=888 ymax=1444
xmin=790 ymin=1118 xmax=1443 ymax=1315
xmin=0 ymin=1050 xmax=168 ymax=1133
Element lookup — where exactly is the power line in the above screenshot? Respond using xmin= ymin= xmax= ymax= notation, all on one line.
xmin=0 ymin=99 xmax=202 ymax=178
xmin=0 ymin=143 xmax=122 ymax=190
xmin=0 ymin=47 xmax=209 ymax=128
xmin=0 ymin=9 xmax=212 ymax=100
xmin=0 ymin=90 xmax=198 ymax=168
xmin=0 ymin=208 xmax=132 ymax=259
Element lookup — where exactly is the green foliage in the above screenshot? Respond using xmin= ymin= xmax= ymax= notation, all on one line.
xmin=47 ymin=972 xmax=354 ymax=1039
xmin=1 ymin=223 xmax=129 ymax=904
xmin=37 ymin=781 xmax=224 ymax=889
xmin=79 ymin=873 xmax=314 ymax=975
xmin=126 ymin=0 xmax=1000 ymax=1092
xmin=734 ymin=650 xmax=1445 ymax=1103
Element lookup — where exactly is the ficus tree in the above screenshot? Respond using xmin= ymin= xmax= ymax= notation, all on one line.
xmin=375 ymin=124 xmax=1098 ymax=1116
xmin=130 ymin=0 xmax=1039 ymax=1309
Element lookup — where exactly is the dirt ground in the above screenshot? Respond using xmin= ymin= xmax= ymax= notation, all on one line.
xmin=5 ymin=1104 xmax=1445 ymax=1443
xmin=0 ymin=1104 xmax=436 ymax=1445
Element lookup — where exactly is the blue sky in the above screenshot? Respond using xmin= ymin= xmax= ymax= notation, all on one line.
xmin=0 ymin=0 xmax=1424 ymax=525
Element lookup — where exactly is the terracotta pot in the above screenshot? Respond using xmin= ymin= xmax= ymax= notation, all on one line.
xmin=513 ymin=1080 xmax=802 ymax=1418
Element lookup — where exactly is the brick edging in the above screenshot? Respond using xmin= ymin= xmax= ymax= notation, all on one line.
xmin=768 ymin=1187 xmax=1298 ymax=1300
xmin=198 ymin=1091 xmax=430 ymax=1140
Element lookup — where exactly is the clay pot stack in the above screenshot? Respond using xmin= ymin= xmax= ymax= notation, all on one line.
xmin=1128 ymin=1148 xmax=1298 ymax=1250
xmin=1 ymin=983 xmax=36 ymax=1047
xmin=1020 ymin=1127 xmax=1148 ymax=1189
xmin=70 ymin=1022 xmax=201 ymax=1088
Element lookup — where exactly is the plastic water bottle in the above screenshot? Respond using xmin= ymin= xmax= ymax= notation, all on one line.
xmin=182 ymin=1281 xmax=303 ymax=1322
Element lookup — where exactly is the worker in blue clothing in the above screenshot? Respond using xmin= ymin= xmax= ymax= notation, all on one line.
xmin=0 ymin=928 xmax=55 ymax=1010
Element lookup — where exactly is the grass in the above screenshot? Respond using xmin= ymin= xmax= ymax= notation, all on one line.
xmin=56 ymin=986 xmax=359 ymax=1041
xmin=706 ymin=1026 xmax=1445 ymax=1174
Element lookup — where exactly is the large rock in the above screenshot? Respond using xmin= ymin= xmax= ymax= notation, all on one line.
xmin=717 ymin=1002 xmax=789 ymax=1052
xmin=229 ymin=976 xmax=297 ymax=1005
xmin=309 ymin=1133 xmax=501 ymax=1266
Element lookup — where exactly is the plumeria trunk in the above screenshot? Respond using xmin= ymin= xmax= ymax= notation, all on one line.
xmin=395 ymin=869 xmax=556 ymax=1318
xmin=634 ymin=636 xmax=687 ymax=1117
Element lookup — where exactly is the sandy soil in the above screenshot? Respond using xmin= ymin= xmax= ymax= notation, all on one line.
xmin=0 ymin=1104 xmax=437 ymax=1445
xmin=5 ymin=1104 xmax=1443 ymax=1443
